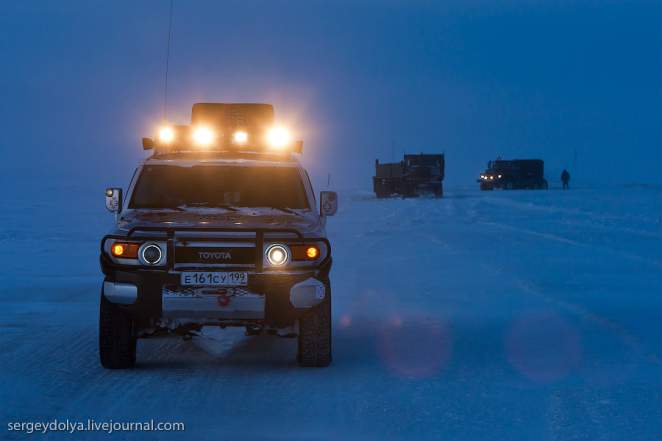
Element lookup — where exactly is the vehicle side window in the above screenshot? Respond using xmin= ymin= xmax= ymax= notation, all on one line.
xmin=122 ymin=167 xmax=140 ymax=212
xmin=302 ymin=170 xmax=316 ymax=208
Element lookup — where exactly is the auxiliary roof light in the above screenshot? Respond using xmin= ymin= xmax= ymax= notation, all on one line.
xmin=159 ymin=126 xmax=175 ymax=144
xmin=193 ymin=126 xmax=215 ymax=147
xmin=266 ymin=126 xmax=291 ymax=150
xmin=233 ymin=130 xmax=248 ymax=145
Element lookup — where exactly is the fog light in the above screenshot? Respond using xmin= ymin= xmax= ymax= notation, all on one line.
xmin=266 ymin=244 xmax=289 ymax=266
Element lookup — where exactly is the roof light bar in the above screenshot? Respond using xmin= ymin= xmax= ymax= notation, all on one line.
xmin=143 ymin=123 xmax=303 ymax=154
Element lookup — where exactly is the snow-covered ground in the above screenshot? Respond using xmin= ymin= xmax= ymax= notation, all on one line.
xmin=1 ymin=183 xmax=661 ymax=440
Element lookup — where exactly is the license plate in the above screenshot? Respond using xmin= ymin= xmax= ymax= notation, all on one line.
xmin=180 ymin=272 xmax=248 ymax=286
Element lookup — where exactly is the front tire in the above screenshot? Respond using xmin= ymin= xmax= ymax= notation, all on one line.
xmin=99 ymin=293 xmax=136 ymax=369
xmin=297 ymin=299 xmax=332 ymax=367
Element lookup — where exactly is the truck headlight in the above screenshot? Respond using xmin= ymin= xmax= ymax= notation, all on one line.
xmin=265 ymin=244 xmax=290 ymax=266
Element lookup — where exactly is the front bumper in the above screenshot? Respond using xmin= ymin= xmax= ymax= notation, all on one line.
xmin=100 ymin=227 xmax=332 ymax=326
xmin=101 ymin=266 xmax=330 ymax=326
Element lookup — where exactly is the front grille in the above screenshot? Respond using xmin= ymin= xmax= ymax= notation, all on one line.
xmin=174 ymin=240 xmax=257 ymax=268
xmin=175 ymin=246 xmax=255 ymax=265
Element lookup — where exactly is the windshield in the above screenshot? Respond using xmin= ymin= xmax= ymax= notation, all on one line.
xmin=129 ymin=165 xmax=309 ymax=210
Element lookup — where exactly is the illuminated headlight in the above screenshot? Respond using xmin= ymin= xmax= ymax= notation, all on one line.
xmin=193 ymin=126 xmax=215 ymax=147
xmin=159 ymin=126 xmax=175 ymax=143
xmin=266 ymin=127 xmax=291 ymax=149
xmin=233 ymin=131 xmax=248 ymax=145
xmin=265 ymin=244 xmax=290 ymax=266
xmin=139 ymin=243 xmax=164 ymax=265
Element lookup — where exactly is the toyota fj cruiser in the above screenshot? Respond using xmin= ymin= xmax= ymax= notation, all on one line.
xmin=99 ymin=103 xmax=337 ymax=368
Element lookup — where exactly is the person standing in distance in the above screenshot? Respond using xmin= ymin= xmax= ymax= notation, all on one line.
xmin=561 ymin=169 xmax=570 ymax=189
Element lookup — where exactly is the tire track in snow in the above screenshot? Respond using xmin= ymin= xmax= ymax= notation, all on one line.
xmin=479 ymin=194 xmax=661 ymax=227
xmin=515 ymin=279 xmax=661 ymax=367
xmin=477 ymin=220 xmax=662 ymax=269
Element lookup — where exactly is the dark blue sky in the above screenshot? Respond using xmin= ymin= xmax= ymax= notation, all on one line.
xmin=1 ymin=0 xmax=659 ymax=190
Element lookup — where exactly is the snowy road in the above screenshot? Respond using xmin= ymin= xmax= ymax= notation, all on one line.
xmin=1 ymin=185 xmax=661 ymax=440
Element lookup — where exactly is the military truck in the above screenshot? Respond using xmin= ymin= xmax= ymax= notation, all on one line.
xmin=373 ymin=153 xmax=445 ymax=198
xmin=478 ymin=159 xmax=548 ymax=190
xmin=100 ymin=103 xmax=337 ymax=368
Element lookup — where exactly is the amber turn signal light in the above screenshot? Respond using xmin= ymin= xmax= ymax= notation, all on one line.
xmin=306 ymin=246 xmax=319 ymax=259
xmin=111 ymin=242 xmax=139 ymax=258
xmin=291 ymin=244 xmax=320 ymax=261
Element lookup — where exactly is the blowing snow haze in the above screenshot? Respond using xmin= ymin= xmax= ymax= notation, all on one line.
xmin=0 ymin=0 xmax=659 ymax=190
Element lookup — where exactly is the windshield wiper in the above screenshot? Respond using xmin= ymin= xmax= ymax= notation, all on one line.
xmin=178 ymin=203 xmax=239 ymax=212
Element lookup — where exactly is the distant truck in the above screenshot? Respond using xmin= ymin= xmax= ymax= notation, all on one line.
xmin=373 ymin=153 xmax=445 ymax=198
xmin=478 ymin=159 xmax=548 ymax=190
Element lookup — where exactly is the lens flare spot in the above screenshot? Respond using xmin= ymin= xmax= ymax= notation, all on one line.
xmin=377 ymin=315 xmax=452 ymax=379
xmin=506 ymin=312 xmax=581 ymax=382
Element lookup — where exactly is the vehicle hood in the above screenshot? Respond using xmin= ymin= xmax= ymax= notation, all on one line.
xmin=116 ymin=208 xmax=325 ymax=237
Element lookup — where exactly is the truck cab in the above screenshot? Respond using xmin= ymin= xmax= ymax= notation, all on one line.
xmin=99 ymin=103 xmax=337 ymax=368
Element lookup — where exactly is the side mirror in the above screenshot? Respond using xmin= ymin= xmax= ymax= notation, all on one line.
xmin=320 ymin=191 xmax=338 ymax=216
xmin=105 ymin=188 xmax=123 ymax=213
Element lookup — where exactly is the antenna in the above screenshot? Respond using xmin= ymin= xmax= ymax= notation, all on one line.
xmin=162 ymin=0 xmax=174 ymax=121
